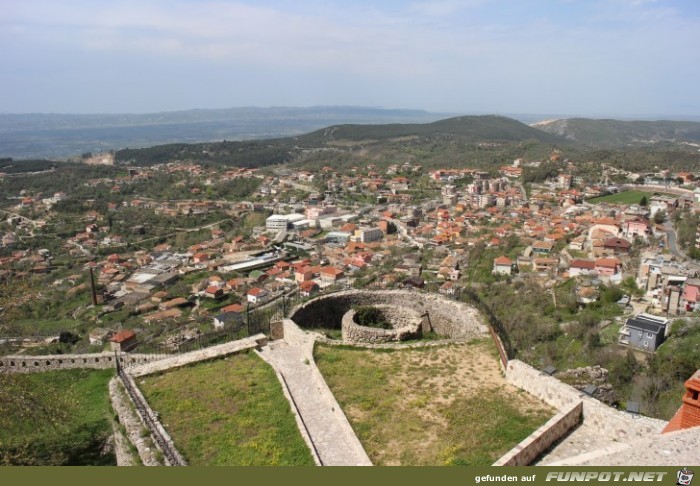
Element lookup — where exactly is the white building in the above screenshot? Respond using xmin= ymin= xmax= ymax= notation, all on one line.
xmin=352 ymin=227 xmax=384 ymax=243
xmin=266 ymin=213 xmax=306 ymax=232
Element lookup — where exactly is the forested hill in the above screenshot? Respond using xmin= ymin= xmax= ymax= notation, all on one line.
xmin=114 ymin=115 xmax=567 ymax=167
xmin=532 ymin=118 xmax=700 ymax=148
xmin=297 ymin=115 xmax=566 ymax=144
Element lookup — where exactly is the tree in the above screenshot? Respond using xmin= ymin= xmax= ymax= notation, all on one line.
xmin=653 ymin=209 xmax=666 ymax=224
xmin=639 ymin=196 xmax=648 ymax=207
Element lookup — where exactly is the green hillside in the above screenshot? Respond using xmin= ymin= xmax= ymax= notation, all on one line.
xmin=298 ymin=115 xmax=565 ymax=144
xmin=114 ymin=115 xmax=566 ymax=167
xmin=533 ymin=118 xmax=700 ymax=148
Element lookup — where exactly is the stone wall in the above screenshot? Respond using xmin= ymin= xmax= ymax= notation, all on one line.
xmin=290 ymin=290 xmax=487 ymax=340
xmin=0 ymin=352 xmax=121 ymax=373
xmin=506 ymin=360 xmax=666 ymax=441
xmin=493 ymin=401 xmax=583 ymax=466
xmin=341 ymin=305 xmax=422 ymax=344
xmin=128 ymin=334 xmax=267 ymax=377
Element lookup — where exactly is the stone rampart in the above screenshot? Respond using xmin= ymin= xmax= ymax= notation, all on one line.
xmin=128 ymin=334 xmax=267 ymax=377
xmin=506 ymin=360 xmax=666 ymax=441
xmin=290 ymin=290 xmax=487 ymax=340
xmin=341 ymin=305 xmax=422 ymax=343
xmin=0 ymin=352 xmax=121 ymax=373
xmin=493 ymin=401 xmax=583 ymax=466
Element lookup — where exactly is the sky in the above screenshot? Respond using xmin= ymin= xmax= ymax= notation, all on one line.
xmin=1 ymin=0 xmax=699 ymax=117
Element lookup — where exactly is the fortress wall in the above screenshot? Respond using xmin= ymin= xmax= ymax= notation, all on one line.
xmin=493 ymin=401 xmax=583 ymax=466
xmin=0 ymin=352 xmax=119 ymax=373
xmin=506 ymin=360 xmax=666 ymax=441
xmin=290 ymin=290 xmax=487 ymax=340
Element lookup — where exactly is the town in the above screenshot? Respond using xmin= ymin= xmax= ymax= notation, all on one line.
xmin=1 ymin=150 xmax=700 ymax=421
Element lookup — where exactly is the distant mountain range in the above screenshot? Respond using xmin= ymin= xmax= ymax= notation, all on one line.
xmin=2 ymin=106 xmax=700 ymax=160
xmin=532 ymin=118 xmax=700 ymax=148
xmin=0 ymin=106 xmax=448 ymax=159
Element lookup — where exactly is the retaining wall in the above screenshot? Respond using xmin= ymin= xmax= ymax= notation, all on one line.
xmin=290 ymin=290 xmax=487 ymax=339
xmin=506 ymin=360 xmax=666 ymax=441
xmin=493 ymin=401 xmax=583 ymax=466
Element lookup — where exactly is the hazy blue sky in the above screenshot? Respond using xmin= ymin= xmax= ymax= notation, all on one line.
xmin=2 ymin=0 xmax=699 ymax=116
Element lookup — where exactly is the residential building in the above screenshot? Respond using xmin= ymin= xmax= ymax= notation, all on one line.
xmin=618 ymin=314 xmax=669 ymax=352
xmin=568 ymin=259 xmax=596 ymax=277
xmin=109 ymin=329 xmax=137 ymax=352
xmin=492 ymin=256 xmax=513 ymax=275
xmin=247 ymin=287 xmax=269 ymax=304
xmin=353 ymin=227 xmax=384 ymax=243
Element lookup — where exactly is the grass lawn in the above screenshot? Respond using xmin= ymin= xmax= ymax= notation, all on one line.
xmin=588 ymin=190 xmax=673 ymax=205
xmin=0 ymin=369 xmax=116 ymax=465
xmin=314 ymin=340 xmax=553 ymax=466
xmin=138 ymin=351 xmax=314 ymax=465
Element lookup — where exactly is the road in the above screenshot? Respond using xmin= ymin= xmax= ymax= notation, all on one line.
xmin=663 ymin=220 xmax=700 ymax=271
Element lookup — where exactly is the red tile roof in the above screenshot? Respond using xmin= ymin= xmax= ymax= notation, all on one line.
xmin=110 ymin=329 xmax=135 ymax=343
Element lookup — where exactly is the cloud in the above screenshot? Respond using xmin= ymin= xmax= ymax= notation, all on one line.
xmin=1 ymin=0 xmax=699 ymax=114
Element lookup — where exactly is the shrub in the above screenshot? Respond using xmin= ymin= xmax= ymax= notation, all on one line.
xmin=353 ymin=306 xmax=392 ymax=330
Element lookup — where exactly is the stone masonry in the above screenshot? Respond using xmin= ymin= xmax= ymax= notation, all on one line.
xmin=290 ymin=289 xmax=487 ymax=339
xmin=341 ymin=305 xmax=422 ymax=343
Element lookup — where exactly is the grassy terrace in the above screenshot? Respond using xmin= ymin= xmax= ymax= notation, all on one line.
xmin=0 ymin=369 xmax=115 ymax=466
xmin=315 ymin=340 xmax=553 ymax=466
xmin=138 ymin=351 xmax=314 ymax=466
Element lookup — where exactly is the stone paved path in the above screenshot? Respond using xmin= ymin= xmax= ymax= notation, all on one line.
xmin=257 ymin=320 xmax=372 ymax=466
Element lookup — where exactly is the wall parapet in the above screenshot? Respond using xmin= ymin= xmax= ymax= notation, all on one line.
xmin=505 ymin=360 xmax=666 ymax=441
xmin=0 ymin=352 xmax=122 ymax=373
xmin=493 ymin=401 xmax=582 ymax=466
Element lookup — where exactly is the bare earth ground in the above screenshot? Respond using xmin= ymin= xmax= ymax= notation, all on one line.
xmin=315 ymin=339 xmax=554 ymax=466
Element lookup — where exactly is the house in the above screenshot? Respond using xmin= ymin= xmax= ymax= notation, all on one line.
xmin=533 ymin=257 xmax=559 ymax=273
xmin=320 ymin=267 xmax=345 ymax=282
xmin=222 ymin=303 xmax=245 ymax=314
xmin=299 ymin=281 xmax=320 ymax=297
xmin=603 ymin=237 xmax=631 ymax=254
xmin=622 ymin=217 xmax=650 ymax=240
xmin=532 ymin=241 xmax=554 ymax=254
xmin=109 ymin=329 xmax=137 ymax=352
xmin=683 ymin=278 xmax=700 ymax=311
xmin=595 ymin=258 xmax=621 ymax=277
xmin=568 ymin=235 xmax=587 ymax=251
xmin=204 ymin=285 xmax=224 ymax=299
xmin=213 ymin=311 xmax=242 ymax=330
xmin=619 ymin=314 xmax=669 ymax=352
xmin=247 ymin=287 xmax=269 ymax=304
xmin=492 ymin=256 xmax=513 ymax=276
xmin=568 ymin=259 xmax=596 ymax=277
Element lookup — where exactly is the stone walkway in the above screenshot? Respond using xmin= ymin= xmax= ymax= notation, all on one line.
xmin=257 ymin=320 xmax=372 ymax=466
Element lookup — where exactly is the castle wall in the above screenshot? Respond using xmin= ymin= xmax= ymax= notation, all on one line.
xmin=505 ymin=360 xmax=666 ymax=441
xmin=290 ymin=290 xmax=487 ymax=340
